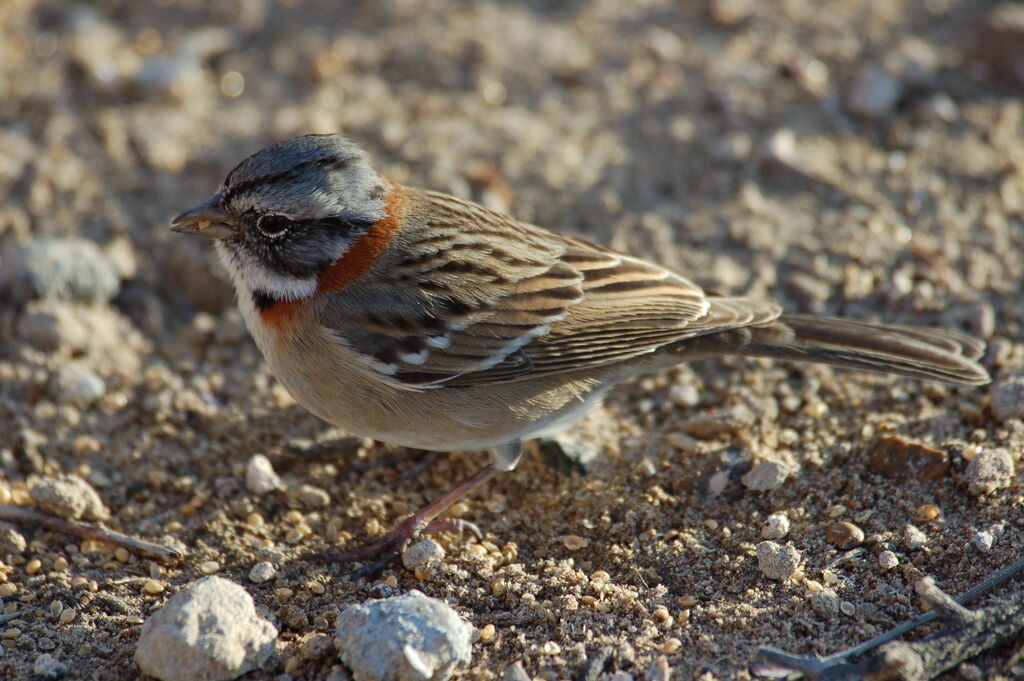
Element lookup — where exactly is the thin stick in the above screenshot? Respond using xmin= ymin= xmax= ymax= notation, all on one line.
xmin=0 ymin=505 xmax=183 ymax=563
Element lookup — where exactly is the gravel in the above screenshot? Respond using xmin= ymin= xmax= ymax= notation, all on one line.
xmin=135 ymin=576 xmax=278 ymax=681
xmin=334 ymin=590 xmax=474 ymax=681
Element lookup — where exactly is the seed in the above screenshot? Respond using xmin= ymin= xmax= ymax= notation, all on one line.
xmin=25 ymin=559 xmax=42 ymax=575
xmin=49 ymin=601 xmax=63 ymax=618
xmin=480 ymin=623 xmax=496 ymax=642
xmin=308 ymin=582 xmax=325 ymax=595
xmin=275 ymin=588 xmax=294 ymax=601
xmin=491 ymin=579 xmax=507 ymax=597
xmin=59 ymin=608 xmax=77 ymax=624
xmin=2 ymin=628 xmax=21 ymax=639
xmin=662 ymin=638 xmax=682 ymax=654
xmin=52 ymin=557 xmax=68 ymax=572
xmin=0 ymin=584 xmax=16 ymax=598
xmin=826 ymin=504 xmax=847 ymax=518
xmin=199 ymin=561 xmax=220 ymax=574
xmin=678 ymin=595 xmax=698 ymax=608
xmin=115 ymin=548 xmax=131 ymax=563
xmin=826 ymin=522 xmax=865 ymax=548
xmin=914 ymin=504 xmax=940 ymax=523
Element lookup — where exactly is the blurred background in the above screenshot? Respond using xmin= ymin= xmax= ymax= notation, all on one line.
xmin=1 ymin=1 xmax=1023 ymax=679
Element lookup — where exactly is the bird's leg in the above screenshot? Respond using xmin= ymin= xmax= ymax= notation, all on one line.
xmin=328 ymin=441 xmax=521 ymax=580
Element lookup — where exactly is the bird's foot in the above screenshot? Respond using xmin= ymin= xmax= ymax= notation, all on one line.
xmin=326 ymin=516 xmax=482 ymax=580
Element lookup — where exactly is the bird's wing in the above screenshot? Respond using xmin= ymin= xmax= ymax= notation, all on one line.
xmin=319 ymin=189 xmax=778 ymax=389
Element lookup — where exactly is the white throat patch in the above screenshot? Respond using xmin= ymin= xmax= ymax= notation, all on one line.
xmin=215 ymin=242 xmax=318 ymax=301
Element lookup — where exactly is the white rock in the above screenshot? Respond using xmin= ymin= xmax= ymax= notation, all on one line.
xmin=846 ymin=66 xmax=903 ymax=118
xmin=30 ymin=475 xmax=109 ymax=521
xmin=971 ymin=530 xmax=994 ymax=552
xmin=135 ymin=576 xmax=278 ymax=681
xmin=54 ymin=363 xmax=106 ymax=404
xmin=248 ymin=561 xmax=276 ymax=584
xmin=33 ymin=653 xmax=66 ymax=678
xmin=878 ymin=550 xmax=899 ymax=570
xmin=903 ymin=524 xmax=928 ymax=550
xmin=756 ymin=541 xmax=801 ymax=581
xmin=742 ymin=460 xmax=793 ymax=492
xmin=990 ymin=371 xmax=1024 ymax=421
xmin=335 ymin=590 xmax=474 ymax=681
xmin=965 ymin=449 xmax=1015 ymax=496
xmin=245 ymin=455 xmax=282 ymax=495
xmin=402 ymin=539 xmax=445 ymax=570
xmin=761 ymin=512 xmax=791 ymax=540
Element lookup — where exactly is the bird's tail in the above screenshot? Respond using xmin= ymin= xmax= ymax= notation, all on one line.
xmin=677 ymin=313 xmax=990 ymax=385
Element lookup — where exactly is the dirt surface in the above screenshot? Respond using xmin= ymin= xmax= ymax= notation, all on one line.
xmin=1 ymin=1 xmax=1023 ymax=679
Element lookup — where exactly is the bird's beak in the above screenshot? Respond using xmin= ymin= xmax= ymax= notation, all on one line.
xmin=171 ymin=193 xmax=237 ymax=240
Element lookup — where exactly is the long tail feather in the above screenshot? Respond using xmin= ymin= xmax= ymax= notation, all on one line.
xmin=677 ymin=313 xmax=990 ymax=385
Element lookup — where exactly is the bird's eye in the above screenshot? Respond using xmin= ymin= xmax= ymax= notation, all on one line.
xmin=256 ymin=214 xmax=291 ymax=237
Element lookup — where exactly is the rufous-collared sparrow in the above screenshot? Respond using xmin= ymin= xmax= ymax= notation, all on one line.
xmin=172 ymin=134 xmax=989 ymax=576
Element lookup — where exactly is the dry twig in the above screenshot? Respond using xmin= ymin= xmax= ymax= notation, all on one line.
xmin=0 ymin=505 xmax=184 ymax=563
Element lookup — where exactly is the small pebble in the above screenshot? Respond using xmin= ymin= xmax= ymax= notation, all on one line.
xmin=2 ymin=237 xmax=121 ymax=304
xmin=756 ymin=541 xmax=801 ymax=581
xmin=645 ymin=655 xmax=672 ymax=681
xmin=903 ymin=524 xmax=928 ymax=550
xmin=0 ymin=525 xmax=28 ymax=554
xmin=143 ymin=580 xmax=165 ymax=595
xmin=479 ymin=623 xmax=495 ymax=642
xmin=29 ymin=475 xmax=110 ymax=521
xmin=846 ymin=65 xmax=903 ymax=118
xmin=401 ymin=539 xmax=445 ymax=570
xmin=971 ymin=530 xmax=994 ymax=552
xmin=761 ymin=513 xmax=791 ymax=540
xmin=825 ymin=522 xmax=865 ymax=548
xmin=294 ymin=484 xmax=331 ymax=509
xmin=742 ymin=460 xmax=793 ymax=492
xmin=245 ymin=455 xmax=283 ymax=495
xmin=199 ymin=561 xmax=220 ymax=574
xmin=839 ymin=601 xmax=856 ymax=616
xmin=810 ymin=589 xmax=840 ymax=616
xmin=878 ymin=550 xmax=899 ymax=570
xmin=990 ymin=371 xmax=1024 ymax=421
xmin=502 ymin=662 xmax=531 ymax=681
xmin=964 ymin=449 xmax=1014 ymax=496
xmin=54 ymin=364 xmax=106 ymax=404
xmin=33 ymin=653 xmax=66 ymax=678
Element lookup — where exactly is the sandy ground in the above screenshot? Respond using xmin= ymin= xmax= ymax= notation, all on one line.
xmin=1 ymin=0 xmax=1023 ymax=679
